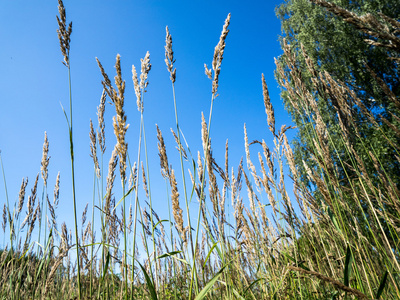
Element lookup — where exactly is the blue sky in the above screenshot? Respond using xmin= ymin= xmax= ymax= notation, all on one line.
xmin=0 ymin=0 xmax=295 ymax=248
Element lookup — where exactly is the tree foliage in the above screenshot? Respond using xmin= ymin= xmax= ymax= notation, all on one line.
xmin=275 ymin=0 xmax=400 ymax=236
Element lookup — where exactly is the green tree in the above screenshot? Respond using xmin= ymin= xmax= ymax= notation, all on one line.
xmin=275 ymin=0 xmax=400 ymax=241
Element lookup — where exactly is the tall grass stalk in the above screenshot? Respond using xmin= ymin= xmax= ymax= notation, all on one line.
xmin=56 ymin=1 xmax=81 ymax=298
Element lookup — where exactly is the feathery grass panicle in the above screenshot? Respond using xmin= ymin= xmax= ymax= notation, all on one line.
xmin=128 ymin=162 xmax=137 ymax=190
xmin=132 ymin=64 xmax=141 ymax=111
xmin=107 ymin=54 xmax=129 ymax=182
xmin=89 ymin=120 xmax=100 ymax=178
xmin=41 ymin=132 xmax=50 ymax=186
xmin=105 ymin=147 xmax=118 ymax=222
xmin=165 ymin=26 xmax=176 ymax=83
xmin=262 ymin=74 xmax=275 ymax=136
xmin=133 ymin=51 xmax=151 ymax=113
xmin=53 ymin=172 xmax=60 ymax=206
xmin=171 ymin=128 xmax=187 ymax=160
xmin=201 ymin=112 xmax=209 ymax=154
xmin=17 ymin=178 xmax=28 ymax=217
xmin=204 ymin=13 xmax=231 ymax=96
xmin=96 ymin=58 xmax=114 ymax=99
xmin=140 ymin=52 xmax=151 ymax=92
xmin=97 ymin=90 xmax=107 ymax=154
xmin=25 ymin=202 xmax=40 ymax=247
xmin=170 ymin=169 xmax=184 ymax=241
xmin=47 ymin=195 xmax=57 ymax=230
xmin=2 ymin=204 xmax=6 ymax=233
xmin=81 ymin=203 xmax=88 ymax=226
xmin=56 ymin=0 xmax=72 ymax=67
xmin=157 ymin=125 xmax=170 ymax=180
xmin=21 ymin=174 xmax=39 ymax=230
xmin=141 ymin=162 xmax=149 ymax=198
xmin=128 ymin=204 xmax=133 ymax=233
xmin=244 ymin=124 xmax=256 ymax=179
xmin=201 ymin=112 xmax=219 ymax=215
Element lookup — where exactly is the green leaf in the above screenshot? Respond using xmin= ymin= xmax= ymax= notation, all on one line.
xmin=327 ymin=206 xmax=341 ymax=234
xmin=157 ymin=251 xmax=189 ymax=265
xmin=112 ymin=186 xmax=135 ymax=213
xmin=283 ymin=252 xmax=310 ymax=271
xmin=375 ymin=271 xmax=388 ymax=299
xmin=203 ymin=241 xmax=219 ymax=269
xmin=152 ymin=219 xmax=169 ymax=235
xmin=138 ymin=261 xmax=158 ymax=300
xmin=60 ymin=102 xmax=71 ymax=130
xmin=230 ymin=286 xmax=246 ymax=300
xmin=194 ymin=264 xmax=227 ymax=300
xmin=101 ymin=251 xmax=110 ymax=283
xmin=343 ymin=245 xmax=353 ymax=287
xmin=243 ymin=278 xmax=265 ymax=296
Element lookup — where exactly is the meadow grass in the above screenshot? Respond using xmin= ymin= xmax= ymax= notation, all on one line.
xmin=1 ymin=0 xmax=400 ymax=299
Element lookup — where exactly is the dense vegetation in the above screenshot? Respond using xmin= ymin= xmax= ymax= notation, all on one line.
xmin=1 ymin=0 xmax=399 ymax=299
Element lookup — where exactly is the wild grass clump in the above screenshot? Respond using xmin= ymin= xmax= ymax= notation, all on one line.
xmin=1 ymin=0 xmax=399 ymax=299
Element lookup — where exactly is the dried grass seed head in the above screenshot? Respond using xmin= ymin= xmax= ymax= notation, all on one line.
xmin=141 ymin=162 xmax=149 ymax=198
xmin=97 ymin=90 xmax=107 ymax=154
xmin=53 ymin=172 xmax=60 ymax=206
xmin=90 ymin=119 xmax=100 ymax=178
xmin=132 ymin=64 xmax=141 ymax=111
xmin=96 ymin=57 xmax=116 ymax=101
xmin=17 ymin=178 xmax=28 ymax=216
xmin=157 ymin=125 xmax=170 ymax=180
xmin=56 ymin=0 xmax=72 ymax=67
xmin=2 ymin=204 xmax=6 ymax=233
xmin=170 ymin=169 xmax=184 ymax=239
xmin=262 ymin=74 xmax=275 ymax=135
xmin=209 ymin=13 xmax=231 ymax=95
xmin=105 ymin=147 xmax=119 ymax=217
xmin=128 ymin=162 xmax=137 ymax=189
xmin=111 ymin=54 xmax=129 ymax=182
xmin=41 ymin=132 xmax=50 ymax=186
xmin=171 ymin=128 xmax=187 ymax=160
xmin=140 ymin=51 xmax=151 ymax=91
xmin=165 ymin=26 xmax=176 ymax=83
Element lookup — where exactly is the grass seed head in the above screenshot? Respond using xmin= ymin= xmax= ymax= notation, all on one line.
xmin=165 ymin=26 xmax=176 ymax=83
xmin=211 ymin=13 xmax=231 ymax=96
xmin=41 ymin=132 xmax=50 ymax=186
xmin=262 ymin=74 xmax=275 ymax=135
xmin=56 ymin=0 xmax=72 ymax=67
xmin=97 ymin=90 xmax=107 ymax=154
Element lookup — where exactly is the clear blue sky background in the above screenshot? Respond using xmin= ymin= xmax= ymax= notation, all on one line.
xmin=0 ymin=0 xmax=295 ymax=247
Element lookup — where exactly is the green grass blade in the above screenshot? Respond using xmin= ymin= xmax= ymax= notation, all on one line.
xmin=243 ymin=278 xmax=265 ymax=296
xmin=375 ymin=271 xmax=388 ymax=299
xmin=283 ymin=252 xmax=310 ymax=271
xmin=101 ymin=251 xmax=111 ymax=283
xmin=343 ymin=245 xmax=353 ymax=287
xmin=157 ymin=250 xmax=189 ymax=264
xmin=202 ymin=241 xmax=219 ymax=269
xmin=111 ymin=186 xmax=134 ymax=213
xmin=231 ymin=286 xmax=246 ymax=300
xmin=138 ymin=261 xmax=158 ymax=300
xmin=194 ymin=264 xmax=227 ymax=300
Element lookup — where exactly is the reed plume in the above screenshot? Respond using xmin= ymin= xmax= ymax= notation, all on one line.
xmin=56 ymin=0 xmax=72 ymax=67
xmin=89 ymin=119 xmax=100 ymax=178
xmin=165 ymin=26 xmax=176 ymax=83
xmin=97 ymin=90 xmax=107 ymax=154
xmin=40 ymin=132 xmax=50 ymax=186
xmin=204 ymin=13 xmax=231 ymax=96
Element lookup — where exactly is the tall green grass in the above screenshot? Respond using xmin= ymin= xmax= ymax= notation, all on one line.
xmin=1 ymin=0 xmax=399 ymax=299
